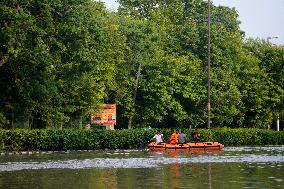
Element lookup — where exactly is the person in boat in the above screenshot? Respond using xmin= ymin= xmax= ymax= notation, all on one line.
xmin=178 ymin=130 xmax=187 ymax=144
xmin=152 ymin=130 xmax=164 ymax=144
xmin=191 ymin=131 xmax=200 ymax=142
xmin=169 ymin=129 xmax=179 ymax=145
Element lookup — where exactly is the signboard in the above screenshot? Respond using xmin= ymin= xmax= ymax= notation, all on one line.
xmin=91 ymin=104 xmax=116 ymax=129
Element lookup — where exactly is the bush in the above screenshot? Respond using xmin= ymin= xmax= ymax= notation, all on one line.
xmin=202 ymin=128 xmax=284 ymax=146
xmin=0 ymin=128 xmax=283 ymax=152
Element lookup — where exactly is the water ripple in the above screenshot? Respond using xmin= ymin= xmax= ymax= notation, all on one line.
xmin=0 ymin=153 xmax=284 ymax=172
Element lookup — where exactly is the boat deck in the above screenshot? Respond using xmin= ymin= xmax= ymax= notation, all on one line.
xmin=148 ymin=141 xmax=224 ymax=151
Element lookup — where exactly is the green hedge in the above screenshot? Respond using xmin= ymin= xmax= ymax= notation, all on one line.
xmin=198 ymin=128 xmax=284 ymax=146
xmin=0 ymin=129 xmax=155 ymax=151
xmin=0 ymin=128 xmax=283 ymax=151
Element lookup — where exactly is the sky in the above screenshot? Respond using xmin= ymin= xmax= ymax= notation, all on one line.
xmin=100 ymin=0 xmax=284 ymax=46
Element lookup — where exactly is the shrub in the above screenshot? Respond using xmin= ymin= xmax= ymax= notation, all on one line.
xmin=0 ymin=128 xmax=283 ymax=151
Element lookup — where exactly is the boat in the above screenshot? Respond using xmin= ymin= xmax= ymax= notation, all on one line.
xmin=148 ymin=141 xmax=224 ymax=151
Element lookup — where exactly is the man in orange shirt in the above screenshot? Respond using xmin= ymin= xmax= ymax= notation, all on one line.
xmin=169 ymin=130 xmax=179 ymax=145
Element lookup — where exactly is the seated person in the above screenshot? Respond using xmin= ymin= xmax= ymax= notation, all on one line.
xmin=178 ymin=130 xmax=187 ymax=144
xmin=152 ymin=130 xmax=164 ymax=144
xmin=191 ymin=131 xmax=200 ymax=142
xmin=169 ymin=130 xmax=179 ymax=145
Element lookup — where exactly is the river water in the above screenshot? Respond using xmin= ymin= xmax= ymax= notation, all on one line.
xmin=0 ymin=146 xmax=283 ymax=189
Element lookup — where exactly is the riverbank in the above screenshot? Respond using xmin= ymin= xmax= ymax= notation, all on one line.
xmin=0 ymin=128 xmax=283 ymax=151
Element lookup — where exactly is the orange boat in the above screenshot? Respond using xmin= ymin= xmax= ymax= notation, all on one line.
xmin=148 ymin=141 xmax=224 ymax=151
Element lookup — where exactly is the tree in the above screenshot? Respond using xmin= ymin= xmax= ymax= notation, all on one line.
xmin=242 ymin=39 xmax=284 ymax=127
xmin=0 ymin=0 xmax=116 ymax=128
xmin=117 ymin=0 xmax=246 ymax=128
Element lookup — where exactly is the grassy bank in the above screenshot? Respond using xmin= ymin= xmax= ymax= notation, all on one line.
xmin=0 ymin=128 xmax=283 ymax=151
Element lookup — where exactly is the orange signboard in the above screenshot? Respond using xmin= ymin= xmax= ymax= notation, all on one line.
xmin=91 ymin=104 xmax=116 ymax=126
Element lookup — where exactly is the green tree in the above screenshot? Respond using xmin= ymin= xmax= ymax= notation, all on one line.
xmin=117 ymin=0 xmax=247 ymax=128
xmin=0 ymin=0 xmax=116 ymax=128
xmin=243 ymin=39 xmax=284 ymax=127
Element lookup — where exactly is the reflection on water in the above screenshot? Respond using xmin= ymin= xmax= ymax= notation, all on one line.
xmin=0 ymin=146 xmax=283 ymax=189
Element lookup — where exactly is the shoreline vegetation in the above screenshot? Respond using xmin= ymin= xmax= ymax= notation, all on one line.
xmin=0 ymin=128 xmax=283 ymax=152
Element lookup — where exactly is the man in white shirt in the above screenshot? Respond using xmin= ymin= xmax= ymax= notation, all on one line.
xmin=152 ymin=130 xmax=164 ymax=144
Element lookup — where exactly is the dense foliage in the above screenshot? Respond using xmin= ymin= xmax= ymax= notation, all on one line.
xmin=0 ymin=128 xmax=154 ymax=151
xmin=0 ymin=0 xmax=283 ymax=129
xmin=0 ymin=128 xmax=283 ymax=151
